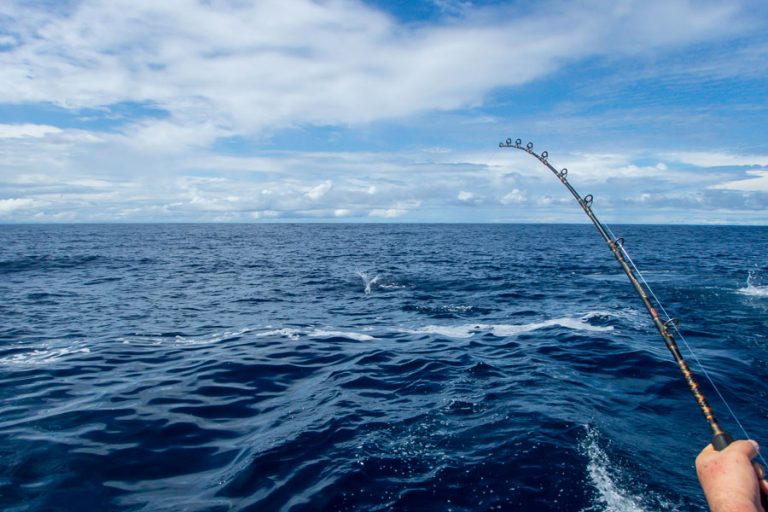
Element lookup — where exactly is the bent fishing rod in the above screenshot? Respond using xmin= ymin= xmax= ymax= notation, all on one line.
xmin=498 ymin=137 xmax=734 ymax=451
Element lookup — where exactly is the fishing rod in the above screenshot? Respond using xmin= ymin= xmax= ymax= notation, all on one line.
xmin=498 ymin=137 xmax=734 ymax=450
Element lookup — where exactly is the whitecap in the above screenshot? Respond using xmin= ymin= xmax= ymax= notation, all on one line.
xmin=404 ymin=316 xmax=613 ymax=339
xmin=253 ymin=327 xmax=375 ymax=341
xmin=310 ymin=329 xmax=376 ymax=341
xmin=255 ymin=328 xmax=302 ymax=340
xmin=172 ymin=328 xmax=253 ymax=345
xmin=404 ymin=324 xmax=482 ymax=339
xmin=122 ymin=328 xmax=255 ymax=346
xmin=378 ymin=282 xmax=405 ymax=290
xmin=0 ymin=345 xmax=91 ymax=366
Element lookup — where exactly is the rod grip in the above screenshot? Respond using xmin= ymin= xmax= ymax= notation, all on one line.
xmin=712 ymin=432 xmax=734 ymax=451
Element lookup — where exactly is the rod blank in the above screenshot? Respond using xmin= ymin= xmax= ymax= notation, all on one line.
xmin=499 ymin=138 xmax=731 ymax=447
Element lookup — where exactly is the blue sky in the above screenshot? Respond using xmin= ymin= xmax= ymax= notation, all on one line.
xmin=0 ymin=0 xmax=767 ymax=223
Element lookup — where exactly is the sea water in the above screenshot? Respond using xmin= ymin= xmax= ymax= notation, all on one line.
xmin=1 ymin=224 xmax=767 ymax=511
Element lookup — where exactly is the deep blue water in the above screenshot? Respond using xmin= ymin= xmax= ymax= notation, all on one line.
xmin=1 ymin=224 xmax=767 ymax=512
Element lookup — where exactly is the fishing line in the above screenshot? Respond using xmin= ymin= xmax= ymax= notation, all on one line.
xmin=497 ymin=137 xmax=754 ymax=454
xmin=603 ymin=223 xmax=768 ymax=467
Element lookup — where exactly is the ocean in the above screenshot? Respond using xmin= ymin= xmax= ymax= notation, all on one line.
xmin=1 ymin=223 xmax=766 ymax=511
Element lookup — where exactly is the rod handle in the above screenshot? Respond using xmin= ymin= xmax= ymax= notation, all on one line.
xmin=712 ymin=432 xmax=734 ymax=451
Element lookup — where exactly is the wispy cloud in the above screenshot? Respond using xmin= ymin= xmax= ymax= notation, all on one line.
xmin=711 ymin=170 xmax=768 ymax=191
xmin=0 ymin=123 xmax=62 ymax=138
xmin=0 ymin=1 xmax=746 ymax=138
xmin=0 ymin=0 xmax=765 ymax=223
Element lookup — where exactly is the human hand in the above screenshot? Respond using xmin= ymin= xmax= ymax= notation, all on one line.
xmin=696 ymin=439 xmax=768 ymax=512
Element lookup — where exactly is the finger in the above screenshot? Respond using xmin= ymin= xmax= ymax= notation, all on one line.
xmin=727 ymin=439 xmax=760 ymax=459
xmin=760 ymin=477 xmax=768 ymax=497
xmin=755 ymin=462 xmax=766 ymax=481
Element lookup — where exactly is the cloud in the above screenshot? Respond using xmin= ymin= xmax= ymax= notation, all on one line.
xmin=0 ymin=124 xmax=63 ymax=138
xmin=0 ymin=0 xmax=764 ymax=224
xmin=305 ymin=180 xmax=333 ymax=200
xmin=711 ymin=170 xmax=768 ymax=191
xmin=369 ymin=208 xmax=408 ymax=218
xmin=666 ymin=152 xmax=768 ymax=168
xmin=0 ymin=198 xmax=37 ymax=213
xmin=1 ymin=140 xmax=766 ymax=222
xmin=0 ymin=0 xmax=747 ymax=143
xmin=334 ymin=208 xmax=352 ymax=217
xmin=500 ymin=189 xmax=525 ymax=204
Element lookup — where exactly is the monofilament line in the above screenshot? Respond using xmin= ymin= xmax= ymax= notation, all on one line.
xmin=500 ymin=137 xmax=745 ymax=455
xmin=603 ymin=223 xmax=768 ymax=467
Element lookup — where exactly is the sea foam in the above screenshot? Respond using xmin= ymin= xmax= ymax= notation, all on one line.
xmin=405 ymin=314 xmax=614 ymax=339
xmin=0 ymin=345 xmax=91 ymax=366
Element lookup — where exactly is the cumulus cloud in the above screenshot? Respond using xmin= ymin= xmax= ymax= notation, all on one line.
xmin=0 ymin=198 xmax=37 ymax=213
xmin=369 ymin=208 xmax=408 ymax=218
xmin=305 ymin=181 xmax=333 ymax=200
xmin=500 ymin=189 xmax=525 ymax=204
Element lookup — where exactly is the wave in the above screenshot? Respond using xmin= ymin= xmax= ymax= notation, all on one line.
xmin=0 ymin=254 xmax=105 ymax=274
xmin=0 ymin=314 xmax=617 ymax=368
xmin=310 ymin=329 xmax=376 ymax=341
xmin=171 ymin=328 xmax=253 ymax=345
xmin=0 ymin=344 xmax=91 ymax=365
xmin=119 ymin=328 xmax=254 ymax=346
xmin=404 ymin=314 xmax=614 ymax=339
xmin=402 ymin=303 xmax=492 ymax=317
xmin=256 ymin=326 xmax=375 ymax=341
xmin=255 ymin=327 xmax=302 ymax=340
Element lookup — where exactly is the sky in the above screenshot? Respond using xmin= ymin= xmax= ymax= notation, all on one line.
xmin=0 ymin=0 xmax=767 ymax=224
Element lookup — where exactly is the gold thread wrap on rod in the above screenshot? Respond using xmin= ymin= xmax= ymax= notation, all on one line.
xmin=499 ymin=138 xmax=729 ymax=440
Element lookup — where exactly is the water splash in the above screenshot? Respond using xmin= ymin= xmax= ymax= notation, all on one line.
xmin=579 ymin=426 xmax=683 ymax=512
xmin=356 ymin=270 xmax=381 ymax=295
xmin=580 ymin=427 xmax=650 ymax=512
xmin=739 ymin=267 xmax=768 ymax=297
